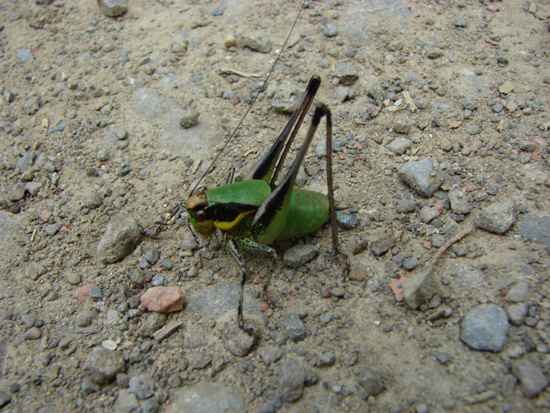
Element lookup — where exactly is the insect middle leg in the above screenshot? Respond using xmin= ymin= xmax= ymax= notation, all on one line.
xmin=226 ymin=238 xmax=276 ymax=331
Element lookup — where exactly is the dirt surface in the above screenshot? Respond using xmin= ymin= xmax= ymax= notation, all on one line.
xmin=1 ymin=0 xmax=550 ymax=411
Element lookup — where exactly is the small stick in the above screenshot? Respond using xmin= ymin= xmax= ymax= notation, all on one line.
xmin=427 ymin=223 xmax=476 ymax=274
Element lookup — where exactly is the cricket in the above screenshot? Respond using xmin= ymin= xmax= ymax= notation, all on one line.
xmin=157 ymin=1 xmax=346 ymax=332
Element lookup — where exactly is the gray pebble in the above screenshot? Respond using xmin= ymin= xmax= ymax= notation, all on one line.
xmin=89 ymin=286 xmax=103 ymax=299
xmin=83 ymin=347 xmax=125 ymax=383
xmin=23 ymin=327 xmax=41 ymax=340
xmin=76 ymin=310 xmax=95 ymax=327
xmin=222 ymin=322 xmax=256 ymax=357
xmin=454 ymin=16 xmax=468 ymax=27
xmin=386 ymin=137 xmax=411 ymax=155
xmin=460 ymin=304 xmax=509 ymax=352
xmin=398 ymin=158 xmax=443 ymax=198
xmin=44 ymin=223 xmax=63 ymax=236
xmin=168 ymin=382 xmax=245 ymax=413
xmin=179 ymin=107 xmax=200 ymax=129
xmin=519 ymin=215 xmax=550 ymax=247
xmin=466 ymin=124 xmax=482 ymax=135
xmin=25 ymin=182 xmax=42 ymax=196
xmin=393 ymin=116 xmax=411 ymax=134
xmin=276 ymin=361 xmax=305 ymax=402
xmin=142 ymin=397 xmax=160 ymax=413
xmin=283 ymin=244 xmax=319 ymax=268
xmin=506 ymin=303 xmax=528 ymax=326
xmin=8 ymin=183 xmax=26 ymax=201
xmin=356 ymin=367 xmax=384 ymax=399
xmin=96 ymin=148 xmax=109 ymax=162
xmin=419 ymin=206 xmax=440 ymax=223
xmin=506 ymin=282 xmax=529 ymax=303
xmin=286 ymin=312 xmax=306 ymax=342
xmin=319 ymin=352 xmax=336 ymax=367
xmin=98 ymin=0 xmax=127 ymax=18
xmin=396 ymin=199 xmax=416 ymax=213
xmin=403 ymin=257 xmax=419 ymax=271
xmin=435 ymin=351 xmax=451 ymax=364
xmin=151 ymin=274 xmax=164 ymax=286
xmin=84 ymin=191 xmax=104 ymax=209
xmin=81 ymin=378 xmax=100 ymax=394
xmin=97 ymin=213 xmax=143 ymax=264
xmin=403 ymin=272 xmax=440 ymax=309
xmin=129 ymin=374 xmax=154 ymax=400
xmin=462 ymin=98 xmax=479 ymax=110
xmin=426 ymin=48 xmax=443 ymax=59
xmin=323 ymin=21 xmax=338 ymax=37
xmin=511 ymin=357 xmax=549 ymax=397
xmin=17 ymin=152 xmax=36 ymax=170
xmin=476 ymin=200 xmax=516 ymax=234
xmin=332 ymin=63 xmax=358 ymax=86
xmin=145 ymin=249 xmax=161 ymax=265
xmin=236 ymin=31 xmax=272 ymax=53
xmin=258 ymin=346 xmax=283 ymax=366
xmin=23 ymin=96 xmax=41 ymax=115
xmin=448 ymin=188 xmax=472 ymax=215
xmin=16 ymin=49 xmax=33 ymax=63
xmin=337 ymin=212 xmax=358 ymax=229
xmin=113 ymin=389 xmax=139 ymax=413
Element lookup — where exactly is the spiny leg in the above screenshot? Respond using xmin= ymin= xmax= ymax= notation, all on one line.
xmin=226 ymin=239 xmax=249 ymax=331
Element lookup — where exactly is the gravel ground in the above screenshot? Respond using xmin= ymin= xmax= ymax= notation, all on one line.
xmin=1 ymin=0 xmax=550 ymax=412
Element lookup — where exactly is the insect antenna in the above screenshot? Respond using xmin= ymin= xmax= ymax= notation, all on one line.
xmin=155 ymin=0 xmax=308 ymax=236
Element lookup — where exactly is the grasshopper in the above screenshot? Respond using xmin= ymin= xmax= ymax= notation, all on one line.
xmin=184 ymin=75 xmax=342 ymax=331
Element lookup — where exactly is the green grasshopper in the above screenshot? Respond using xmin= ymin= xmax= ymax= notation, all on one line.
xmin=184 ymin=75 xmax=342 ymax=331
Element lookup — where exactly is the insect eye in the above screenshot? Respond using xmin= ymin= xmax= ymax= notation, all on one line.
xmin=195 ymin=209 xmax=207 ymax=222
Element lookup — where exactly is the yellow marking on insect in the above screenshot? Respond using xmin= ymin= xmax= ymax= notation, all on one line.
xmin=214 ymin=210 xmax=255 ymax=231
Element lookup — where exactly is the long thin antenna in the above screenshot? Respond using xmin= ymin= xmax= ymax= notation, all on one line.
xmin=155 ymin=0 xmax=307 ymax=237
xmin=189 ymin=0 xmax=307 ymax=196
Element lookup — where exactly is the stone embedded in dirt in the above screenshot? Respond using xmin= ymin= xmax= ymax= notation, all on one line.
xmin=97 ymin=0 xmax=127 ymax=18
xmin=96 ymin=213 xmax=143 ymax=264
xmin=276 ymin=361 xmax=305 ymax=402
xmin=236 ymin=31 xmax=272 ymax=53
xmin=285 ymin=312 xmax=306 ymax=342
xmin=370 ymin=236 xmax=395 ymax=256
xmin=395 ymin=198 xmax=416 ymax=213
xmin=448 ymin=188 xmax=472 ymax=215
xmin=141 ymin=287 xmax=185 ymax=313
xmin=83 ymin=347 xmax=125 ymax=384
xmin=179 ymin=106 xmax=200 ymax=129
xmin=336 ymin=211 xmax=359 ymax=229
xmin=386 ymin=137 xmax=411 ymax=155
xmin=506 ymin=282 xmax=529 ymax=303
xmin=221 ymin=321 xmax=256 ymax=357
xmin=333 ymin=63 xmax=359 ymax=86
xmin=511 ymin=357 xmax=549 ymax=397
xmin=519 ymin=215 xmax=550 ymax=247
xmin=138 ymin=312 xmax=168 ymax=337
xmin=475 ymin=200 xmax=517 ymax=234
xmin=506 ymin=303 xmax=528 ymax=326
xmin=168 ymin=382 xmax=245 ymax=413
xmin=129 ymin=374 xmax=155 ymax=400
xmin=403 ymin=272 xmax=441 ymax=310
xmin=398 ymin=158 xmax=444 ymax=198
xmin=356 ymin=367 xmax=384 ymax=399
xmin=113 ymin=390 xmax=139 ymax=413
xmin=258 ymin=346 xmax=283 ymax=367
xmin=8 ymin=183 xmax=25 ymax=202
xmin=460 ymin=304 xmax=509 ymax=352
xmin=283 ymin=244 xmax=319 ymax=268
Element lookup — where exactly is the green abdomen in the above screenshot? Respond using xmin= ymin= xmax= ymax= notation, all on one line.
xmin=276 ymin=188 xmax=329 ymax=240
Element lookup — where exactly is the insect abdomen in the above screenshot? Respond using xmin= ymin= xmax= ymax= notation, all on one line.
xmin=276 ymin=188 xmax=329 ymax=240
